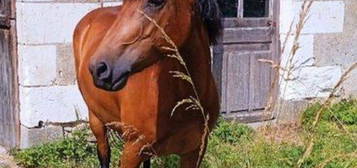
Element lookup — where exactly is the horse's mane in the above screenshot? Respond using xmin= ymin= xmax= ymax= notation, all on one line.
xmin=197 ymin=0 xmax=222 ymax=44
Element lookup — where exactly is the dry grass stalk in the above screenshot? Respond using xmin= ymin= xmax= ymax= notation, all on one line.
xmin=138 ymin=10 xmax=210 ymax=168
xmin=258 ymin=0 xmax=356 ymax=166
xmin=258 ymin=0 xmax=315 ymax=121
xmin=106 ymin=121 xmax=157 ymax=157
xmin=312 ymin=63 xmax=357 ymax=127
xmin=275 ymin=0 xmax=315 ymax=123
xmin=317 ymin=152 xmax=357 ymax=168
xmin=296 ymin=62 xmax=357 ymax=168
xmin=107 ymin=127 xmax=124 ymax=147
xmin=106 ymin=122 xmax=141 ymax=142
xmin=258 ymin=58 xmax=283 ymax=112
xmin=326 ymin=109 xmax=357 ymax=141
xmin=257 ymin=123 xmax=303 ymax=146
xmin=281 ymin=20 xmax=295 ymax=55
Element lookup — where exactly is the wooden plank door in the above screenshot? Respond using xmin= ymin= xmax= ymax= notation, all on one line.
xmin=0 ymin=0 xmax=11 ymax=28
xmin=0 ymin=0 xmax=19 ymax=148
xmin=214 ymin=0 xmax=280 ymax=122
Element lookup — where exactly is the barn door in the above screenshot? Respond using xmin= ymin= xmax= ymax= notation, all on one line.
xmin=0 ymin=0 xmax=19 ymax=148
xmin=214 ymin=0 xmax=280 ymax=122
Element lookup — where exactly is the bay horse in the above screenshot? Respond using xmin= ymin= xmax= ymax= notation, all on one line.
xmin=73 ymin=0 xmax=221 ymax=167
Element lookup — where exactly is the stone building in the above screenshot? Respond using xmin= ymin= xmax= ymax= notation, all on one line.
xmin=0 ymin=0 xmax=356 ymax=148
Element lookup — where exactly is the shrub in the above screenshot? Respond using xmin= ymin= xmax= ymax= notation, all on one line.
xmin=300 ymin=99 xmax=357 ymax=168
xmin=211 ymin=119 xmax=254 ymax=144
xmin=301 ymin=99 xmax=357 ymax=130
xmin=12 ymin=129 xmax=98 ymax=168
xmin=328 ymin=99 xmax=357 ymax=125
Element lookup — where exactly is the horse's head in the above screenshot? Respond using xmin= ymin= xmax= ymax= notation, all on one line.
xmin=89 ymin=0 xmax=221 ymax=91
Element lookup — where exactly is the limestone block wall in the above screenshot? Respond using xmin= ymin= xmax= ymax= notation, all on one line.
xmin=16 ymin=0 xmax=122 ymax=147
xmin=279 ymin=0 xmax=356 ymax=101
xmin=15 ymin=0 xmax=357 ymax=146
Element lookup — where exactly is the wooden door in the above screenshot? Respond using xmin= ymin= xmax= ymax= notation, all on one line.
xmin=214 ymin=0 xmax=280 ymax=123
xmin=0 ymin=0 xmax=19 ymax=148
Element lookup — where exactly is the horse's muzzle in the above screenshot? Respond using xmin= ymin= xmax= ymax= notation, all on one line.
xmin=90 ymin=61 xmax=131 ymax=91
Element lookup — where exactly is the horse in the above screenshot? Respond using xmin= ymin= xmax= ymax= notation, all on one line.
xmin=73 ymin=0 xmax=221 ymax=167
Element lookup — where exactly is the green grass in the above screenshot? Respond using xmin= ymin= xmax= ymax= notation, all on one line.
xmin=12 ymin=100 xmax=357 ymax=168
xmin=202 ymin=121 xmax=305 ymax=168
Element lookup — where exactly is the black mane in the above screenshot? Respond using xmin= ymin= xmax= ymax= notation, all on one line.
xmin=197 ymin=0 xmax=222 ymax=44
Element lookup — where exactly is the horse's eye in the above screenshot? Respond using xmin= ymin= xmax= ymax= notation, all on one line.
xmin=148 ymin=0 xmax=165 ymax=7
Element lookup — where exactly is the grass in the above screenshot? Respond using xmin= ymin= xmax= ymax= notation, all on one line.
xmin=12 ymin=100 xmax=357 ymax=168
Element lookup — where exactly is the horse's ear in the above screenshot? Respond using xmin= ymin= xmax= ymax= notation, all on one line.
xmin=197 ymin=0 xmax=222 ymax=44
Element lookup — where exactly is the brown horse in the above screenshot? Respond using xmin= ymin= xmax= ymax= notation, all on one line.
xmin=73 ymin=0 xmax=221 ymax=167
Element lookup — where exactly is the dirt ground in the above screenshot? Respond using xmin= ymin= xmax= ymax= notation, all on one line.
xmin=0 ymin=146 xmax=20 ymax=168
xmin=257 ymin=122 xmax=304 ymax=146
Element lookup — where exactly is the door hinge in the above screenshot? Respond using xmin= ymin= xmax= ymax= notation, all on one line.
xmin=267 ymin=20 xmax=277 ymax=27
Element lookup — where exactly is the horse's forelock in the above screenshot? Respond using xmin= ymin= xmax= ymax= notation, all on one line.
xmin=197 ymin=0 xmax=222 ymax=44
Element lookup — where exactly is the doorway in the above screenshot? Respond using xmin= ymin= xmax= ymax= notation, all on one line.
xmin=0 ymin=0 xmax=19 ymax=148
xmin=214 ymin=0 xmax=280 ymax=122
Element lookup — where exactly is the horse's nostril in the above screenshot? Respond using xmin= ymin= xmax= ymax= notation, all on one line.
xmin=97 ymin=63 xmax=107 ymax=74
xmin=96 ymin=62 xmax=111 ymax=80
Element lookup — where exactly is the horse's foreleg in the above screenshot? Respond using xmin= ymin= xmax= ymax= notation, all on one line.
xmin=89 ymin=111 xmax=111 ymax=168
xmin=180 ymin=139 xmax=208 ymax=168
xmin=119 ymin=141 xmax=149 ymax=168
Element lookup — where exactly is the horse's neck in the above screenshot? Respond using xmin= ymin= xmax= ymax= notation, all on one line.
xmin=176 ymin=24 xmax=213 ymax=97
xmin=181 ymin=24 xmax=212 ymax=79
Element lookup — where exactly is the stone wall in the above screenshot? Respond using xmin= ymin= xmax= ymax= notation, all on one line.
xmin=16 ymin=0 xmax=357 ymax=147
xmin=16 ymin=0 xmax=122 ymax=148
xmin=279 ymin=0 xmax=356 ymax=101
xmin=275 ymin=0 xmax=357 ymax=123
